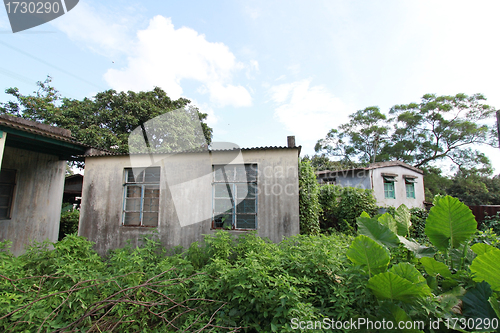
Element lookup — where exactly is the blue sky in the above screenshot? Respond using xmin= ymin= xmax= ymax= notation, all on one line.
xmin=1 ymin=0 xmax=500 ymax=172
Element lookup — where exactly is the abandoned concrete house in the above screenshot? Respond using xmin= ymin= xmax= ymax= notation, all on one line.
xmin=78 ymin=140 xmax=301 ymax=256
xmin=316 ymin=161 xmax=425 ymax=209
xmin=0 ymin=114 xmax=89 ymax=255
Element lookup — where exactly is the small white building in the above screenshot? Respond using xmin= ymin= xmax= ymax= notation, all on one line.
xmin=78 ymin=142 xmax=301 ymax=256
xmin=316 ymin=161 xmax=425 ymax=209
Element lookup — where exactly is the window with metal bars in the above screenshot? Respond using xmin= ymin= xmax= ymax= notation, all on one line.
xmin=212 ymin=164 xmax=257 ymax=230
xmin=0 ymin=169 xmax=16 ymax=219
xmin=122 ymin=167 xmax=160 ymax=227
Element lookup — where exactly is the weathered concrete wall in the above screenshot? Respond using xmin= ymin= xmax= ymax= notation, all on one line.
xmin=0 ymin=146 xmax=66 ymax=255
xmin=371 ymin=166 xmax=424 ymax=209
xmin=79 ymin=149 xmax=300 ymax=256
xmin=333 ymin=170 xmax=371 ymax=189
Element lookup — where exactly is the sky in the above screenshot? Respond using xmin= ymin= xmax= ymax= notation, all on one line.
xmin=1 ymin=0 xmax=500 ymax=173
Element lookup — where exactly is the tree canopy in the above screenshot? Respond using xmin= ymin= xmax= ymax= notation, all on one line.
xmin=0 ymin=77 xmax=213 ymax=153
xmin=315 ymin=93 xmax=497 ymax=171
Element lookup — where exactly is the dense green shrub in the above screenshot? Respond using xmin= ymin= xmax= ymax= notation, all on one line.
xmin=1 ymin=231 xmax=372 ymax=332
xmin=481 ymin=211 xmax=500 ymax=234
xmin=298 ymin=159 xmax=321 ymax=235
xmin=409 ymin=207 xmax=428 ymax=240
xmin=318 ymin=184 xmax=378 ymax=233
xmin=58 ymin=204 xmax=80 ymax=241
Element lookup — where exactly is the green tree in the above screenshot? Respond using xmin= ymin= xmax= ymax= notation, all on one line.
xmin=302 ymin=154 xmax=364 ymax=171
xmin=1 ymin=77 xmax=213 ymax=153
xmin=315 ymin=106 xmax=390 ymax=163
xmin=316 ymin=93 xmax=496 ymax=170
xmin=387 ymin=93 xmax=495 ymax=168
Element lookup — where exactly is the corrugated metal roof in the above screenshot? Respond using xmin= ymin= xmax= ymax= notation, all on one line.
xmin=0 ymin=114 xmax=90 ymax=148
xmin=316 ymin=160 xmax=423 ymax=175
xmin=81 ymin=145 xmax=301 ymax=158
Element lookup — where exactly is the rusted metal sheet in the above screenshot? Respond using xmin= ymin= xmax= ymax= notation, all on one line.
xmin=469 ymin=205 xmax=500 ymax=227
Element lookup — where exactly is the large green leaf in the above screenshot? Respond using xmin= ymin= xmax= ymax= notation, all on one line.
xmin=420 ymin=257 xmax=452 ymax=279
xmin=424 ymin=196 xmax=477 ymax=251
xmin=390 ymin=262 xmax=427 ymax=285
xmin=347 ymin=235 xmax=390 ymax=277
xmin=471 ymin=243 xmax=496 ymax=256
xmin=462 ymin=281 xmax=498 ymax=330
xmin=489 ymin=296 xmax=500 ymax=321
xmin=470 ymin=247 xmax=500 ymax=291
xmin=378 ymin=213 xmax=398 ymax=234
xmin=357 ymin=216 xmax=400 ymax=249
xmin=398 ymin=236 xmax=436 ymax=258
xmin=367 ymin=271 xmax=431 ymax=303
xmin=379 ymin=301 xmax=425 ymax=333
xmin=395 ymin=204 xmax=412 ymax=237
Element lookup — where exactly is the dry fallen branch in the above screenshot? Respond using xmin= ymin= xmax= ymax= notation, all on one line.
xmin=0 ymin=269 xmax=243 ymax=332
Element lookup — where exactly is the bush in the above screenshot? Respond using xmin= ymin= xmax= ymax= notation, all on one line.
xmin=0 ymin=231 xmax=365 ymax=332
xmin=58 ymin=204 xmax=79 ymax=241
xmin=409 ymin=207 xmax=428 ymax=240
xmin=318 ymin=184 xmax=378 ymax=233
xmin=481 ymin=211 xmax=500 ymax=234
xmin=298 ymin=159 xmax=321 ymax=235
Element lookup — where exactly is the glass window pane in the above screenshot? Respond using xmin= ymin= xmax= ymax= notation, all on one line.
xmin=124 ymin=212 xmax=140 ymax=225
xmin=144 ymin=167 xmax=161 ymax=183
xmin=245 ymin=164 xmax=258 ymax=182
xmin=144 ymin=185 xmax=159 ymax=198
xmin=143 ymin=212 xmax=158 ymax=227
xmin=236 ymin=199 xmax=256 ymax=214
xmin=236 ymin=183 xmax=256 ymax=199
xmin=126 ymin=186 xmax=142 ymax=198
xmin=127 ymin=169 xmax=144 ymax=183
xmin=214 ymin=199 xmax=233 ymax=213
xmin=214 ymin=214 xmax=232 ymax=229
xmin=143 ymin=197 xmax=159 ymax=212
xmin=125 ymin=198 xmax=141 ymax=211
xmin=214 ymin=184 xmax=232 ymax=198
xmin=236 ymin=215 xmax=256 ymax=229
xmin=234 ymin=165 xmax=247 ymax=182
xmin=213 ymin=166 xmax=225 ymax=182
xmin=0 ymin=208 xmax=8 ymax=219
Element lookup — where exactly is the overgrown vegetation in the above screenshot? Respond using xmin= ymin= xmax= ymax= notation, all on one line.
xmin=58 ymin=204 xmax=80 ymax=241
xmin=350 ymin=197 xmax=500 ymax=332
xmin=298 ymin=159 xmax=321 ymax=235
xmin=318 ymin=184 xmax=378 ymax=233
xmin=0 ymin=232 xmax=359 ymax=332
xmin=2 ymin=196 xmax=499 ymax=332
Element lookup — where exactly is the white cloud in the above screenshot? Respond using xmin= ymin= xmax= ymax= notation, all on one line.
xmin=206 ymin=82 xmax=252 ymax=107
xmin=188 ymin=98 xmax=218 ymax=127
xmin=54 ymin=7 xmax=253 ymax=108
xmin=270 ymin=79 xmax=350 ymax=142
xmin=101 ymin=16 xmax=252 ymax=107
xmin=51 ymin=2 xmax=137 ymax=57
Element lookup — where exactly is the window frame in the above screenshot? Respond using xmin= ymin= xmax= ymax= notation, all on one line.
xmin=0 ymin=169 xmax=17 ymax=220
xmin=383 ymin=180 xmax=396 ymax=199
xmin=405 ymin=177 xmax=416 ymax=199
xmin=212 ymin=164 xmax=258 ymax=230
xmin=122 ymin=167 xmax=160 ymax=227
